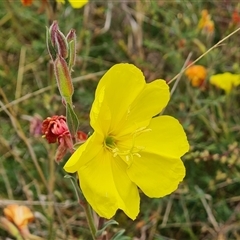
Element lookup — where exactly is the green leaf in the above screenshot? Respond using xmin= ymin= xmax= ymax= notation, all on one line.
xmin=66 ymin=103 xmax=79 ymax=137
xmin=95 ymin=220 xmax=119 ymax=237
xmin=111 ymin=229 xmax=131 ymax=240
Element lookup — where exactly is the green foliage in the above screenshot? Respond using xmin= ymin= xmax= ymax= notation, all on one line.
xmin=0 ymin=0 xmax=240 ymax=239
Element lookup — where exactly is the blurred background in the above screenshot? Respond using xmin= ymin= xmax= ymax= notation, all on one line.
xmin=0 ymin=1 xmax=240 ymax=239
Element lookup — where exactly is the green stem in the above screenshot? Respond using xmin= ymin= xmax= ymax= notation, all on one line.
xmin=67 ymin=175 xmax=97 ymax=239
xmin=217 ymin=102 xmax=229 ymax=139
xmin=80 ymin=200 xmax=97 ymax=240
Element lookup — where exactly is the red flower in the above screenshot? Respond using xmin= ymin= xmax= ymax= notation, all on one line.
xmin=232 ymin=10 xmax=240 ymax=25
xmin=42 ymin=115 xmax=88 ymax=162
xmin=42 ymin=115 xmax=74 ymax=162
xmin=42 ymin=115 xmax=69 ymax=143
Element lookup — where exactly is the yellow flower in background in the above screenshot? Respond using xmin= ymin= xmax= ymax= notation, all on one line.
xmin=64 ymin=64 xmax=189 ymax=220
xmin=210 ymin=72 xmax=240 ymax=94
xmin=56 ymin=0 xmax=88 ymax=8
xmin=198 ymin=9 xmax=214 ymax=34
xmin=69 ymin=0 xmax=88 ymax=8
xmin=185 ymin=65 xmax=207 ymax=87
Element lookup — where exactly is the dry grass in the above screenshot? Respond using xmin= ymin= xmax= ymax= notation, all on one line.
xmin=0 ymin=1 xmax=240 ymax=239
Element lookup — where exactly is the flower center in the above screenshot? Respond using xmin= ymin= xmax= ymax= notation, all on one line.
xmin=104 ymin=128 xmax=150 ymax=165
xmin=105 ymin=136 xmax=116 ymax=148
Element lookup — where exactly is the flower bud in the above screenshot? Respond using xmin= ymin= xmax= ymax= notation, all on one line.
xmin=66 ymin=29 xmax=76 ymax=71
xmin=55 ymin=29 xmax=68 ymax=59
xmin=77 ymin=131 xmax=88 ymax=143
xmin=46 ymin=26 xmax=56 ymax=61
xmin=49 ymin=21 xmax=59 ymax=48
xmin=54 ymin=55 xmax=74 ymax=103
xmin=66 ymin=29 xmax=76 ymax=42
xmin=48 ymin=21 xmax=69 ymax=60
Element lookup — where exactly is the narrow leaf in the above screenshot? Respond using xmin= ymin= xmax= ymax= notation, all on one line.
xmin=66 ymin=103 xmax=79 ymax=137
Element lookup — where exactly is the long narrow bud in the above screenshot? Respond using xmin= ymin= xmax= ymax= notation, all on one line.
xmin=49 ymin=21 xmax=58 ymax=47
xmin=54 ymin=55 xmax=74 ymax=104
xmin=55 ymin=29 xmax=69 ymax=59
xmin=66 ymin=29 xmax=76 ymax=71
xmin=46 ymin=26 xmax=56 ymax=61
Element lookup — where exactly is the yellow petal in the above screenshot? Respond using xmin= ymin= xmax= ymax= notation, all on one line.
xmin=127 ymin=116 xmax=188 ymax=197
xmin=90 ymin=64 xmax=145 ymax=133
xmin=63 ymin=132 xmax=102 ymax=173
xmin=233 ymin=74 xmax=240 ymax=86
xmin=90 ymin=87 xmax=112 ymax=136
xmin=78 ymin=150 xmax=140 ymax=219
xmin=68 ymin=0 xmax=88 ymax=8
xmin=127 ymin=152 xmax=185 ymax=197
xmin=210 ymin=72 xmax=240 ymax=94
xmin=119 ymin=80 xmax=170 ymax=136
xmin=136 ymin=116 xmax=189 ymax=158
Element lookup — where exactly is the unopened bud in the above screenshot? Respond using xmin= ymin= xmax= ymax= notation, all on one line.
xmin=55 ymin=29 xmax=68 ymax=59
xmin=49 ymin=21 xmax=59 ymax=48
xmin=66 ymin=29 xmax=76 ymax=42
xmin=66 ymin=29 xmax=76 ymax=71
xmin=54 ymin=55 xmax=74 ymax=104
xmin=77 ymin=131 xmax=88 ymax=143
xmin=46 ymin=26 xmax=56 ymax=61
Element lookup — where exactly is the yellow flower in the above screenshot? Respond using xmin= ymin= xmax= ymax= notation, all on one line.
xmin=210 ymin=72 xmax=240 ymax=94
xmin=185 ymin=65 xmax=207 ymax=87
xmin=56 ymin=0 xmax=88 ymax=8
xmin=64 ymin=64 xmax=189 ymax=220
xmin=198 ymin=9 xmax=214 ymax=34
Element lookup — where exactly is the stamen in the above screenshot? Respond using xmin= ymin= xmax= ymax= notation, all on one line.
xmin=104 ymin=127 xmax=150 ymax=164
xmin=133 ymin=127 xmax=152 ymax=137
